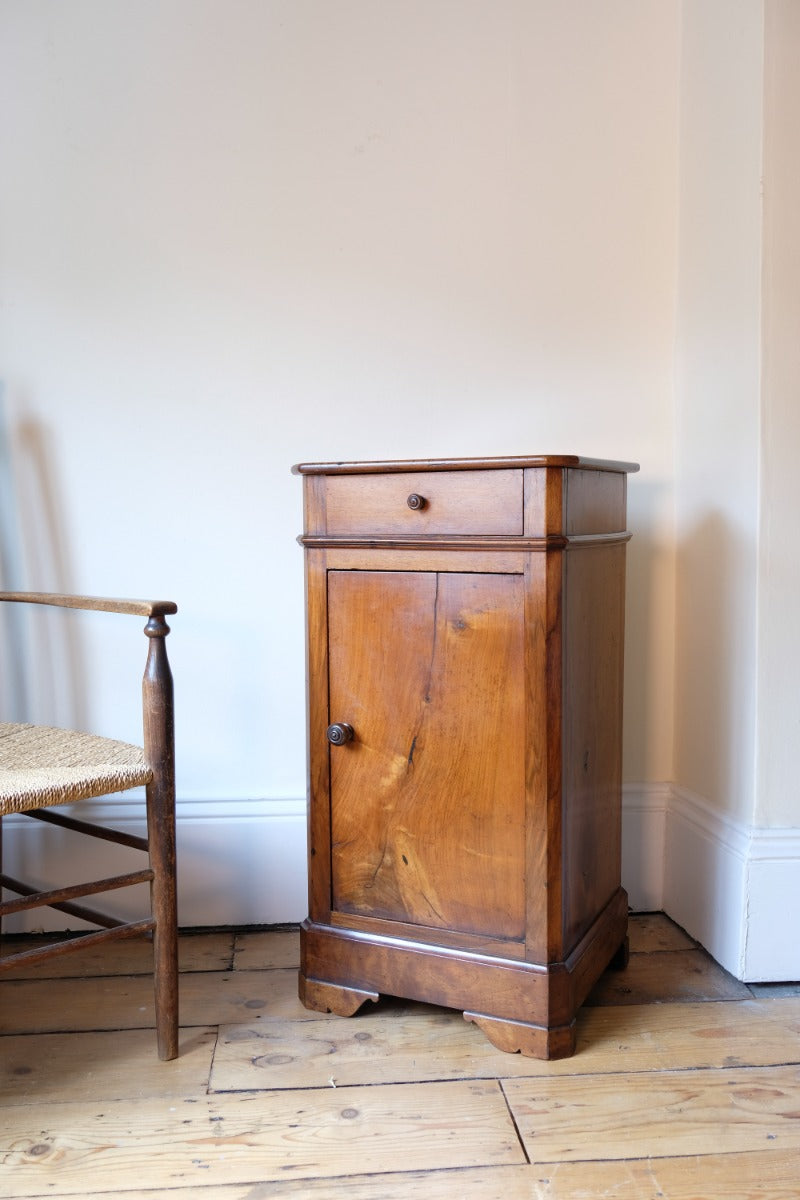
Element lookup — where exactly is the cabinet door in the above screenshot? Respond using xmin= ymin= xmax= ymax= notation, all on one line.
xmin=327 ymin=570 xmax=525 ymax=942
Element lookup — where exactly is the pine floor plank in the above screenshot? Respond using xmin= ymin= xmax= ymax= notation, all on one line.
xmin=2 ymin=917 xmax=797 ymax=1199
xmin=0 ymin=1028 xmax=216 ymax=1106
xmin=587 ymin=947 xmax=752 ymax=1005
xmin=1 ymin=954 xmax=749 ymax=1029
xmin=0 ymin=1081 xmax=524 ymax=1197
xmin=37 ymin=1149 xmax=800 ymax=1199
xmin=233 ymin=929 xmax=300 ymax=970
xmin=209 ymin=996 xmax=800 ymax=1091
xmin=503 ymin=1064 xmax=800 ymax=1163
xmin=627 ymin=912 xmax=696 ymax=954
xmin=0 ymin=968 xmax=318 ymax=1034
xmin=0 ymin=928 xmax=748 ymax=1035
xmin=1 ymin=932 xmax=235 ymax=979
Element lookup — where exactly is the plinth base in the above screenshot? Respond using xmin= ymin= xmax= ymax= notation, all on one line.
xmin=298 ymin=888 xmax=628 ymax=1060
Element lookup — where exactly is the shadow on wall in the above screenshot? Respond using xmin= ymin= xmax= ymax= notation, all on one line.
xmin=0 ymin=390 xmax=87 ymax=728
xmin=674 ymin=508 xmax=756 ymax=816
xmin=615 ymin=476 xmax=673 ymax=910
xmin=621 ymin=476 xmax=673 ymax=778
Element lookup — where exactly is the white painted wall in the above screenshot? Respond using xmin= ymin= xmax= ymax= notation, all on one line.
xmin=666 ymin=0 xmax=800 ymax=981
xmin=758 ymin=0 xmax=800 ymax=829
xmin=673 ymin=0 xmax=763 ymax=828
xmin=3 ymin=1 xmax=798 ymax=981
xmin=0 ymin=0 xmax=680 ymax=928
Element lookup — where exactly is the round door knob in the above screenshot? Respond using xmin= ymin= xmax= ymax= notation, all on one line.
xmin=407 ymin=493 xmax=427 ymax=511
xmin=326 ymin=722 xmax=354 ymax=746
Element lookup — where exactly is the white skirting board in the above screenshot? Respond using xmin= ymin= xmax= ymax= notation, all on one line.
xmin=628 ymin=782 xmax=800 ymax=982
xmin=3 ymin=787 xmax=799 ymax=981
xmin=0 ymin=796 xmax=308 ymax=935
xmin=620 ymin=782 xmax=671 ymax=913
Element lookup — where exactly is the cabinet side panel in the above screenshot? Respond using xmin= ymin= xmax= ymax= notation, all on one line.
xmin=561 ymin=543 xmax=627 ymax=952
xmin=328 ymin=570 xmax=526 ymax=941
xmin=565 ymin=469 xmax=627 ymax=535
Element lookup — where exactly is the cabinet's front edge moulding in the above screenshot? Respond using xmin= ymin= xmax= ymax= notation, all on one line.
xmin=298 ymin=533 xmax=632 ymax=552
xmin=292 ymin=454 xmax=640 ymax=476
xmin=329 ymin=909 xmax=527 ymax=960
xmin=304 ymin=546 xmax=332 ymax=926
xmin=302 ymin=472 xmax=328 ymax=538
xmin=523 ymin=547 xmax=551 ymax=961
xmin=548 ymin=531 xmax=569 ymax=964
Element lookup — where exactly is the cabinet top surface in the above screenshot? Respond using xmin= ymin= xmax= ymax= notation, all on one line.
xmin=292 ymin=454 xmax=640 ymax=476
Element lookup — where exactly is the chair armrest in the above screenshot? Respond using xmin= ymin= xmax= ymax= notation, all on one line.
xmin=1 ymin=591 xmax=177 ymax=798
xmin=0 ymin=592 xmax=177 ymax=617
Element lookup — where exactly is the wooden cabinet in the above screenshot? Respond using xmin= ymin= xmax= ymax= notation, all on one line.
xmin=293 ymin=454 xmax=638 ymax=1058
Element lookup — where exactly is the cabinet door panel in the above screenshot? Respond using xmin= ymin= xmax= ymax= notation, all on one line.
xmin=328 ymin=570 xmax=525 ymax=941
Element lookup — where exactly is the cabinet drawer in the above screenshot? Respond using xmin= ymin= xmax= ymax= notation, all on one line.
xmin=324 ymin=469 xmax=523 ymax=537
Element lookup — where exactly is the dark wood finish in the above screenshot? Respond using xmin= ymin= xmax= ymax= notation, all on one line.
xmin=293 ymin=454 xmax=640 ymax=475
xmin=463 ymin=1012 xmax=577 ymax=1059
xmin=26 ymin=807 xmax=150 ymax=852
xmin=0 ymin=918 xmax=155 ymax=973
xmin=296 ymin=455 xmax=637 ymax=1058
xmin=327 ymin=570 xmax=525 ymax=939
xmin=0 ymin=591 xmax=177 ymax=617
xmin=329 ymin=909 xmax=527 ymax=958
xmin=322 ymin=469 xmax=523 ymax=537
xmin=0 ymin=870 xmax=155 ymax=920
xmin=610 ymin=934 xmax=631 ymax=970
xmin=299 ymin=534 xmax=573 ymax=552
xmin=561 ymin=544 xmax=627 ymax=952
xmin=565 ymin=468 xmax=628 ymax=535
xmin=142 ymin=613 xmax=179 ymax=1062
xmin=0 ymin=597 xmax=179 ymax=1060
xmin=298 ymin=975 xmax=379 ymax=1016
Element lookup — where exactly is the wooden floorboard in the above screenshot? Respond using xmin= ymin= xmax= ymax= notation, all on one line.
xmin=585 ymin=947 xmax=752 ymax=1005
xmin=0 ymin=968 xmax=318 ymax=1034
xmin=503 ymin=1064 xmax=800 ymax=1162
xmin=1 ymin=932 xmax=235 ymax=979
xmin=232 ymin=928 xmax=301 ymax=971
xmin=28 ymin=1151 xmax=800 ymax=1200
xmin=209 ymin=997 xmax=800 ymax=1091
xmin=1 ymin=1028 xmax=216 ymax=1105
xmin=626 ymin=913 xmax=697 ymax=954
xmin=1 ymin=914 xmax=798 ymax=1199
xmin=0 ymin=1081 xmax=524 ymax=1196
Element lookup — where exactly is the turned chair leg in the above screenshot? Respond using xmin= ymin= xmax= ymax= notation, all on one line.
xmin=147 ymin=777 xmax=178 ymax=1060
xmin=143 ymin=615 xmax=179 ymax=1061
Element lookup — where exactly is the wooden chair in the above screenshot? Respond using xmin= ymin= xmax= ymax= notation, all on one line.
xmin=0 ymin=592 xmax=179 ymax=1060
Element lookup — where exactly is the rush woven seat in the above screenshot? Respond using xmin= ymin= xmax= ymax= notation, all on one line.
xmin=0 ymin=592 xmax=179 ymax=1061
xmin=0 ymin=723 xmax=152 ymax=813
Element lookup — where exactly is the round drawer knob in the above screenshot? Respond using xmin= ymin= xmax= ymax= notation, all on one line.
xmin=326 ymin=722 xmax=355 ymax=746
xmin=407 ymin=493 xmax=427 ymax=511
